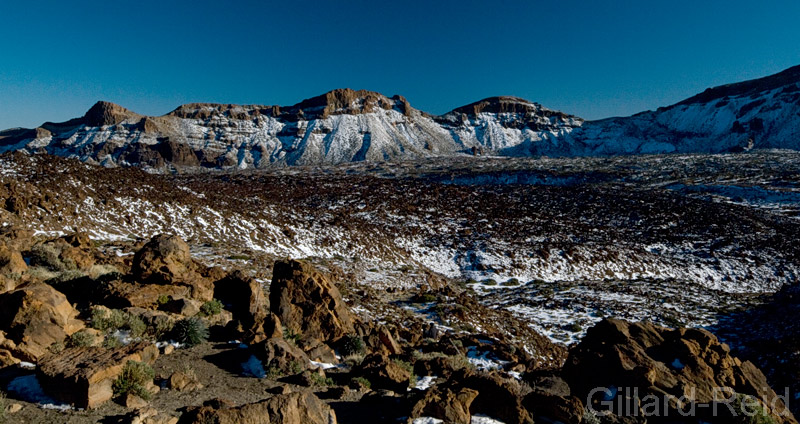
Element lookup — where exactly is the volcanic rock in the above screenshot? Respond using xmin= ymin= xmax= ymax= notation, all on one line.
xmin=179 ymin=390 xmax=337 ymax=424
xmin=269 ymin=259 xmax=355 ymax=343
xmin=0 ymin=283 xmax=84 ymax=361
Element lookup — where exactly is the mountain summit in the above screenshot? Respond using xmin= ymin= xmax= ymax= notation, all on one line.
xmin=2 ymin=64 xmax=800 ymax=170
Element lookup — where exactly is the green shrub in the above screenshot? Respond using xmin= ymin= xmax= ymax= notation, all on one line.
xmin=289 ymin=360 xmax=303 ymax=375
xmin=310 ymin=373 xmax=335 ymax=387
xmin=283 ymin=328 xmax=302 ymax=345
xmin=501 ymin=278 xmax=520 ymax=287
xmin=171 ymin=317 xmax=208 ymax=347
xmin=351 ymin=376 xmax=372 ymax=389
xmin=48 ymin=341 xmax=65 ymax=354
xmin=112 ymin=361 xmax=155 ymax=401
xmin=103 ymin=336 xmax=121 ymax=349
xmin=338 ymin=334 xmax=366 ymax=357
xmin=28 ymin=244 xmax=69 ymax=271
xmin=157 ymin=295 xmax=170 ymax=306
xmin=199 ymin=299 xmax=223 ymax=317
xmin=392 ymin=359 xmax=413 ymax=373
xmin=416 ymin=293 xmax=437 ymax=303
xmin=67 ymin=329 xmax=96 ymax=348
xmin=465 ymin=278 xmax=478 ymax=285
xmin=483 ymin=279 xmax=497 ymax=286
xmin=92 ymin=308 xmax=146 ymax=339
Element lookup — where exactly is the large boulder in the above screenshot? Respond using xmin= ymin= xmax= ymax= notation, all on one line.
xmin=354 ymin=353 xmax=411 ymax=393
xmin=269 ymin=259 xmax=354 ymax=343
xmin=448 ymin=369 xmax=533 ymax=424
xmin=0 ymin=243 xmax=26 ymax=292
xmin=179 ymin=391 xmax=337 ymax=424
xmin=0 ymin=283 xmax=84 ymax=361
xmin=37 ymin=342 xmax=159 ymax=409
xmin=410 ymin=386 xmax=478 ymax=424
xmin=131 ymin=235 xmax=212 ymax=301
xmin=252 ymin=338 xmax=312 ymax=375
xmin=214 ymin=270 xmax=271 ymax=343
xmin=563 ymin=318 xmax=797 ymax=424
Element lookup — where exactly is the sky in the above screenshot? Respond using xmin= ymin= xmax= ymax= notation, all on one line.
xmin=1 ymin=1 xmax=799 ymax=130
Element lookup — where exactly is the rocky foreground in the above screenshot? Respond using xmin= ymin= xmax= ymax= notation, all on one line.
xmin=0 ymin=229 xmax=795 ymax=424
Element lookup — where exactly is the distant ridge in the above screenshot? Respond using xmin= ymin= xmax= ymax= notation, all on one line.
xmin=2 ymin=64 xmax=800 ymax=170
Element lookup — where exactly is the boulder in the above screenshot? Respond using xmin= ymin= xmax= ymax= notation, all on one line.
xmin=410 ymin=386 xmax=478 ymax=424
xmin=449 ymin=369 xmax=533 ymax=424
xmin=253 ymin=337 xmax=312 ymax=374
xmin=179 ymin=390 xmax=337 ymax=424
xmin=37 ymin=342 xmax=159 ymax=409
xmin=269 ymin=259 xmax=355 ymax=343
xmin=167 ymin=371 xmax=202 ymax=392
xmin=563 ymin=318 xmax=798 ymax=424
xmin=131 ymin=235 xmax=212 ymax=301
xmin=214 ymin=271 xmax=270 ymax=343
xmin=354 ymin=353 xmax=411 ymax=393
xmin=118 ymin=407 xmax=178 ymax=424
xmin=0 ymin=283 xmax=84 ymax=361
xmin=99 ymin=279 xmax=192 ymax=309
xmin=0 ymin=243 xmax=26 ymax=277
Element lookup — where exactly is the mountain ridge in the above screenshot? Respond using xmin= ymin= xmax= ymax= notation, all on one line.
xmin=2 ymin=64 xmax=799 ymax=169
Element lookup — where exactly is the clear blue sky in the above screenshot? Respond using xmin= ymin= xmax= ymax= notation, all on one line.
xmin=1 ymin=1 xmax=799 ymax=129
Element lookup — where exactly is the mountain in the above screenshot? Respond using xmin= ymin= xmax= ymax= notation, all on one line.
xmin=536 ymin=64 xmax=800 ymax=156
xmin=2 ymin=65 xmax=799 ymax=169
xmin=0 ymin=89 xmax=580 ymax=170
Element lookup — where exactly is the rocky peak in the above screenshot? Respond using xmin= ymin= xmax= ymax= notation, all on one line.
xmin=288 ymin=88 xmax=406 ymax=119
xmin=447 ymin=96 xmax=546 ymax=117
xmin=82 ymin=101 xmax=139 ymax=127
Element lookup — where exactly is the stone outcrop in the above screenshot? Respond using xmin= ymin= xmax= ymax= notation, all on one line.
xmin=0 ymin=283 xmax=84 ymax=361
xmin=354 ymin=353 xmax=411 ymax=393
xmin=410 ymin=386 xmax=478 ymax=424
xmin=129 ymin=234 xmax=213 ymax=302
xmin=269 ymin=259 xmax=355 ymax=343
xmin=179 ymin=391 xmax=337 ymax=424
xmin=252 ymin=338 xmax=312 ymax=375
xmin=214 ymin=270 xmax=271 ymax=343
xmin=37 ymin=342 xmax=159 ymax=409
xmin=563 ymin=318 xmax=798 ymax=424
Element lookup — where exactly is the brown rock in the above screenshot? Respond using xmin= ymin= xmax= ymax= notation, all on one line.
xmin=214 ymin=270 xmax=270 ymax=343
xmin=7 ymin=403 xmax=22 ymax=414
xmin=269 ymin=259 xmax=355 ymax=343
xmin=123 ymin=392 xmax=149 ymax=409
xmin=563 ymin=318 xmax=798 ymax=424
xmin=37 ymin=342 xmax=159 ymax=409
xmin=161 ymin=297 xmax=201 ymax=317
xmin=378 ymin=326 xmax=403 ymax=355
xmin=132 ymin=235 xmax=213 ymax=301
xmin=252 ymin=337 xmax=311 ymax=374
xmin=411 ymin=386 xmax=479 ymax=424
xmin=168 ymin=371 xmax=202 ymax=392
xmin=448 ymin=369 xmax=533 ymax=424
xmin=0 ymin=283 xmax=84 ymax=361
xmin=354 ymin=353 xmax=411 ymax=393
xmin=0 ymin=243 xmax=26 ymax=278
xmin=179 ymin=390 xmax=337 ymax=424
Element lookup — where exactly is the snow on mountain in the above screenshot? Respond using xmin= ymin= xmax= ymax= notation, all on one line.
xmin=535 ymin=64 xmax=800 ymax=156
xmin=2 ymin=65 xmax=800 ymax=168
xmin=0 ymin=90 xmax=580 ymax=170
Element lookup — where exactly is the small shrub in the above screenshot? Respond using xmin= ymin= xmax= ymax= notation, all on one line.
xmin=150 ymin=317 xmax=175 ymax=341
xmin=67 ymin=329 xmax=96 ymax=348
xmin=483 ymin=279 xmax=497 ymax=286
xmin=465 ymin=278 xmax=478 ymax=285
xmin=283 ymin=328 xmax=301 ymax=345
xmin=416 ymin=293 xmax=437 ymax=303
xmin=265 ymin=365 xmax=283 ymax=379
xmin=569 ymin=323 xmax=583 ymax=333
xmin=393 ymin=359 xmax=413 ymax=374
xmin=501 ymin=278 xmax=520 ymax=287
xmin=338 ymin=334 xmax=366 ymax=357
xmin=27 ymin=244 xmax=68 ymax=271
xmin=171 ymin=317 xmax=208 ymax=347
xmin=92 ymin=308 xmax=146 ymax=339
xmin=199 ymin=299 xmax=223 ymax=317
xmin=351 ymin=376 xmax=372 ymax=389
xmin=103 ymin=335 xmax=121 ymax=349
xmin=310 ymin=373 xmax=335 ymax=387
xmin=157 ymin=295 xmax=170 ymax=306
xmin=112 ymin=360 xmax=155 ymax=401
xmin=48 ymin=341 xmax=65 ymax=354
xmin=288 ymin=360 xmax=303 ymax=375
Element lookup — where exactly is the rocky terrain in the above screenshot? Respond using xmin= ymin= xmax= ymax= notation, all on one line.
xmin=0 ymin=149 xmax=795 ymax=423
xmin=2 ymin=64 xmax=800 ymax=170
